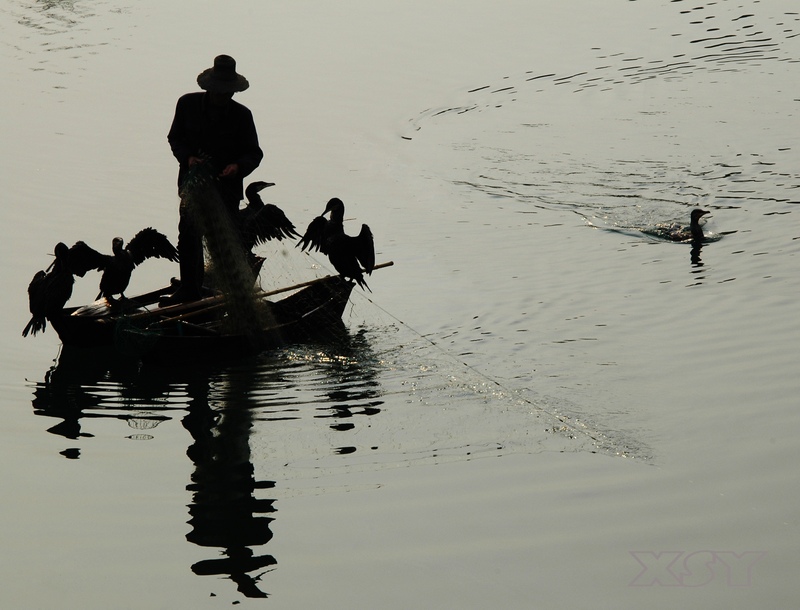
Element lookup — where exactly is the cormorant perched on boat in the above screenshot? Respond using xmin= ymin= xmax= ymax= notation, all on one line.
xmin=646 ymin=208 xmax=711 ymax=242
xmin=238 ymin=181 xmax=300 ymax=251
xmin=234 ymin=180 xmax=300 ymax=279
xmin=69 ymin=228 xmax=179 ymax=302
xmin=298 ymin=197 xmax=375 ymax=290
xmin=23 ymin=242 xmax=79 ymax=337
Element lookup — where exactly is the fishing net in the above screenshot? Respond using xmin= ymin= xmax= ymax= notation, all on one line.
xmin=179 ymin=165 xmax=276 ymax=335
xmin=114 ymin=314 xmax=161 ymax=355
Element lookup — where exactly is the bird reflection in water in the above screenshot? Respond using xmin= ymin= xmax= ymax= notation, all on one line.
xmin=690 ymin=238 xmax=704 ymax=268
xmin=30 ymin=328 xmax=384 ymax=598
xmin=31 ymin=346 xmax=144 ymax=442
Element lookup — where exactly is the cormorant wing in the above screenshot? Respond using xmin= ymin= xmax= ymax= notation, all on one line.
xmin=26 ymin=270 xmax=47 ymax=303
xmin=297 ymin=215 xmax=329 ymax=253
xmin=22 ymin=271 xmax=48 ymax=337
xmin=68 ymin=241 xmax=108 ymax=277
xmin=126 ymin=228 xmax=179 ymax=266
xmin=249 ymin=203 xmax=301 ymax=246
xmin=354 ymin=224 xmax=375 ymax=274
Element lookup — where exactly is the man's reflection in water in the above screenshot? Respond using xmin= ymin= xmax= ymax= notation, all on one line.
xmin=182 ymin=372 xmax=276 ymax=598
xmin=32 ymin=328 xmax=384 ymax=599
xmin=32 ymin=350 xmax=279 ymax=598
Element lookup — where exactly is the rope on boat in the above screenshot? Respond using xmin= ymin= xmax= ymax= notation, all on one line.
xmin=347 ymin=285 xmax=643 ymax=458
xmin=114 ymin=315 xmax=161 ymax=355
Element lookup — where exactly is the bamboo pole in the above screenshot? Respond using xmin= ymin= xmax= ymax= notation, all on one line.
xmin=255 ymin=260 xmax=393 ymax=299
xmin=145 ymin=261 xmax=394 ymax=327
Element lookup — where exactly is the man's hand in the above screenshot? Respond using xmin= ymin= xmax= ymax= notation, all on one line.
xmin=220 ymin=163 xmax=239 ymax=178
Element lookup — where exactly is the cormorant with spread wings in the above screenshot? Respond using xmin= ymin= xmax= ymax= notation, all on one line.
xmin=298 ymin=197 xmax=375 ymax=290
xmin=238 ymin=181 xmax=300 ymax=252
xmin=23 ymin=242 xmax=84 ymax=337
xmin=69 ymin=228 xmax=179 ymax=302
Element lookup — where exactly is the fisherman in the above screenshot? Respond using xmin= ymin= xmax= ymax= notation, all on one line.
xmin=162 ymin=54 xmax=264 ymax=304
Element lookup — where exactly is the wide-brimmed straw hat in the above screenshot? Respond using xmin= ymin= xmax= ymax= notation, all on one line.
xmin=196 ymin=55 xmax=249 ymax=93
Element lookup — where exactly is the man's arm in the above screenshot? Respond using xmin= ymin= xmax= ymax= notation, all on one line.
xmin=233 ymin=106 xmax=264 ymax=179
xmin=167 ymin=94 xmax=196 ymax=166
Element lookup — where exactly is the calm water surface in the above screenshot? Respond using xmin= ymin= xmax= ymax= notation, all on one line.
xmin=2 ymin=0 xmax=799 ymax=608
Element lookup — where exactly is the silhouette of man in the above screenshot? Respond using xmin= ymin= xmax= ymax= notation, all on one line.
xmin=164 ymin=54 xmax=263 ymax=303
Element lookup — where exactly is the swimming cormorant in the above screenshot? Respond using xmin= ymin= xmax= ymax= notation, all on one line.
xmin=298 ymin=197 xmax=375 ymax=290
xmin=70 ymin=228 xmax=179 ymax=302
xmin=23 ymin=242 xmax=78 ymax=337
xmin=688 ymin=208 xmax=710 ymax=241
xmin=646 ymin=208 xmax=710 ymax=242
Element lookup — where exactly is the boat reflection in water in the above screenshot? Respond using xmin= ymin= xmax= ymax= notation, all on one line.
xmin=31 ymin=328 xmax=384 ymax=598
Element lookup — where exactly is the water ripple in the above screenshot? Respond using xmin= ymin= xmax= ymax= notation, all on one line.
xmin=406 ymin=0 xmax=800 ymax=131
xmin=3 ymin=0 xmax=130 ymax=82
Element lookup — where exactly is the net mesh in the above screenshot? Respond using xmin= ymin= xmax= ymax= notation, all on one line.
xmin=179 ymin=166 xmax=276 ymax=335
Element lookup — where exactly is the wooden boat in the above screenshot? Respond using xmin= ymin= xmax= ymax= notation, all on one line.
xmin=49 ymin=263 xmax=392 ymax=362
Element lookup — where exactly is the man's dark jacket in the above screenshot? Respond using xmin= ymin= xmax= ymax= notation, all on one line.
xmin=167 ymin=92 xmax=263 ymax=204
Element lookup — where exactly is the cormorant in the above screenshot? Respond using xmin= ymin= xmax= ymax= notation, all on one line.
xmin=238 ymin=181 xmax=300 ymax=252
xmin=70 ymin=228 xmax=179 ymax=302
xmin=646 ymin=208 xmax=710 ymax=242
xmin=688 ymin=208 xmax=710 ymax=241
xmin=298 ymin=197 xmax=375 ymax=290
xmin=23 ymin=242 xmax=78 ymax=337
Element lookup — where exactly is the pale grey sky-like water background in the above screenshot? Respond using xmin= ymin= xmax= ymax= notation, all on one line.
xmin=2 ymin=1 xmax=799 ymax=608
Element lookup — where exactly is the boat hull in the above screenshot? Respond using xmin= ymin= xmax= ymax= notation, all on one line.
xmin=49 ymin=276 xmax=355 ymax=361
